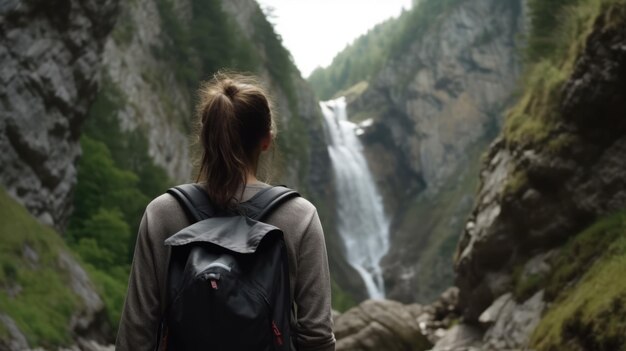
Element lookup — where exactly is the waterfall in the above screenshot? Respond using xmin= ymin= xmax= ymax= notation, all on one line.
xmin=320 ymin=97 xmax=390 ymax=299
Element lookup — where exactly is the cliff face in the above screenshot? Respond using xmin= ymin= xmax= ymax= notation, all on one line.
xmin=0 ymin=0 xmax=120 ymax=230
xmin=443 ymin=2 xmax=626 ymax=349
xmin=100 ymin=0 xmax=192 ymax=183
xmin=348 ymin=0 xmax=526 ymax=302
xmin=456 ymin=1 xmax=626 ymax=322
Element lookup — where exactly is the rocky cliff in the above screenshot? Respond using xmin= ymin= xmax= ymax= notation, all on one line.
xmin=0 ymin=0 xmax=120 ymax=231
xmin=100 ymin=0 xmax=193 ymax=183
xmin=444 ymin=1 xmax=626 ymax=349
xmin=456 ymin=0 xmax=626 ymax=322
xmin=348 ymin=0 xmax=526 ymax=303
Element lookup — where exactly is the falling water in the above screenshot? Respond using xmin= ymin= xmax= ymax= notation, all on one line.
xmin=320 ymin=97 xmax=389 ymax=299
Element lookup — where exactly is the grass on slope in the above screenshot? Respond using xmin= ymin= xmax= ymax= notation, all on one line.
xmin=0 ymin=189 xmax=81 ymax=348
xmin=504 ymin=0 xmax=626 ymax=148
xmin=530 ymin=210 xmax=626 ymax=350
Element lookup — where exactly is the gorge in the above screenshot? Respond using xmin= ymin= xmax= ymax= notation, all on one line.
xmin=2 ymin=0 xmax=626 ymax=350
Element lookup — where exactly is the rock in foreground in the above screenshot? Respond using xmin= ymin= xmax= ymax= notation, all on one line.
xmin=335 ymin=299 xmax=432 ymax=351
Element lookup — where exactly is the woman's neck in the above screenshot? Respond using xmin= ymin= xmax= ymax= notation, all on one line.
xmin=246 ymin=173 xmax=260 ymax=185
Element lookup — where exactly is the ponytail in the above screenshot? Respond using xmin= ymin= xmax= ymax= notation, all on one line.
xmin=196 ymin=73 xmax=274 ymax=209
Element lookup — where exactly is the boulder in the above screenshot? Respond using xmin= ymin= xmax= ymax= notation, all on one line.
xmin=335 ymin=299 xmax=431 ymax=351
xmin=431 ymin=325 xmax=483 ymax=351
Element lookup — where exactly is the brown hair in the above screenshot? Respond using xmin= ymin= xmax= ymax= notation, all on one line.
xmin=195 ymin=73 xmax=275 ymax=209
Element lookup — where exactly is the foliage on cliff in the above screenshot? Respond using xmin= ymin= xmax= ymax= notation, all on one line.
xmin=0 ymin=189 xmax=89 ymax=348
xmin=66 ymin=75 xmax=172 ymax=329
xmin=528 ymin=210 xmax=626 ymax=350
xmin=307 ymin=17 xmax=403 ymax=100
xmin=505 ymin=0 xmax=624 ymax=148
xmin=307 ymin=0 xmax=465 ymax=100
xmin=156 ymin=0 xmax=260 ymax=86
xmin=516 ymin=2 xmax=626 ymax=349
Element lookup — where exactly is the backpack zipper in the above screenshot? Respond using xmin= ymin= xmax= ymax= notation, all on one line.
xmin=271 ymin=320 xmax=284 ymax=346
xmin=247 ymin=286 xmax=284 ymax=348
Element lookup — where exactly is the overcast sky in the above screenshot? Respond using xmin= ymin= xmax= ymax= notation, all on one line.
xmin=255 ymin=0 xmax=413 ymax=78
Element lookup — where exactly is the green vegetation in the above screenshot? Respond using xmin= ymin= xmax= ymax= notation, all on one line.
xmin=0 ymin=188 xmax=82 ymax=348
xmin=308 ymin=17 xmax=405 ymax=100
xmin=331 ymin=279 xmax=357 ymax=313
xmin=66 ymin=75 xmax=171 ymax=328
xmin=529 ymin=210 xmax=626 ymax=350
xmin=111 ymin=6 xmax=135 ymax=47
xmin=155 ymin=0 xmax=258 ymax=93
xmin=308 ymin=0 xmax=466 ymax=100
xmin=502 ymin=168 xmax=529 ymax=197
xmin=512 ymin=262 xmax=546 ymax=302
xmin=504 ymin=0 xmax=625 ymax=148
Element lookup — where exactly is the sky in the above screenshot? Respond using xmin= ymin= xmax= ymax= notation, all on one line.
xmin=255 ymin=0 xmax=413 ymax=78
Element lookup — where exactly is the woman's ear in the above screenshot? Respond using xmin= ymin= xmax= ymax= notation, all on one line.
xmin=260 ymin=133 xmax=272 ymax=151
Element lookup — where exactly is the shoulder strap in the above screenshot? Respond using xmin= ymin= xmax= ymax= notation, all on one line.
xmin=167 ymin=184 xmax=215 ymax=222
xmin=239 ymin=186 xmax=301 ymax=221
xmin=166 ymin=184 xmax=300 ymax=223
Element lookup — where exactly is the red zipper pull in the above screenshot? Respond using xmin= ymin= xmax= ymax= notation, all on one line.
xmin=272 ymin=321 xmax=284 ymax=346
xmin=210 ymin=279 xmax=218 ymax=290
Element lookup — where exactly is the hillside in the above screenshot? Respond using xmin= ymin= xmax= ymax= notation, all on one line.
xmin=0 ymin=188 xmax=112 ymax=350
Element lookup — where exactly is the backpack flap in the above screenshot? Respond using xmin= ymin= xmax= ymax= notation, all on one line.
xmin=164 ymin=216 xmax=282 ymax=254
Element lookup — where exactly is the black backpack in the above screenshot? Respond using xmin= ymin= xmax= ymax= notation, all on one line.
xmin=157 ymin=183 xmax=300 ymax=351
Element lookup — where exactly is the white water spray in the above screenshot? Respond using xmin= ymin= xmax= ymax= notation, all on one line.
xmin=320 ymin=97 xmax=390 ymax=299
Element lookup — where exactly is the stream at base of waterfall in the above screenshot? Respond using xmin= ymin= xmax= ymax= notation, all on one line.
xmin=320 ymin=97 xmax=390 ymax=299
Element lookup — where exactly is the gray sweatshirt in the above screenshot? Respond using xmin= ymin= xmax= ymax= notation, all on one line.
xmin=115 ymin=183 xmax=336 ymax=350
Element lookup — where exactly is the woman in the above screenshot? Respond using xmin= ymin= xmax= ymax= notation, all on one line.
xmin=115 ymin=73 xmax=335 ymax=350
